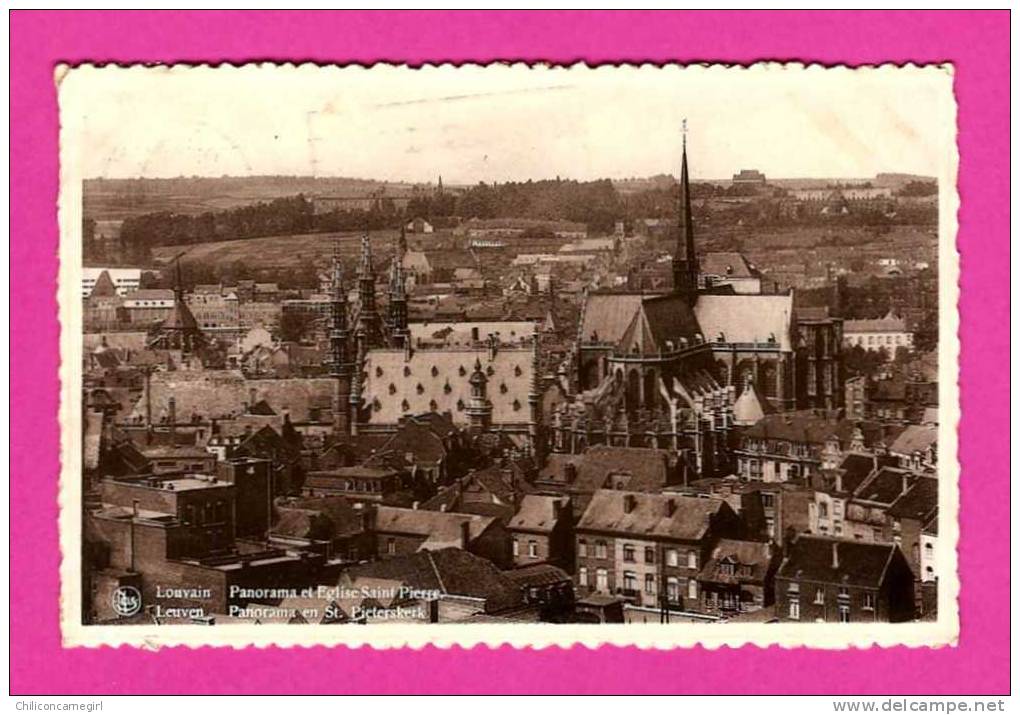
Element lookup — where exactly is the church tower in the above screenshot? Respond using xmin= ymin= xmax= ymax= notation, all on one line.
xmin=354 ymin=231 xmax=384 ymax=351
xmin=387 ymin=226 xmax=409 ymax=348
xmin=326 ymin=243 xmax=351 ymax=436
xmin=673 ymin=123 xmax=699 ymax=303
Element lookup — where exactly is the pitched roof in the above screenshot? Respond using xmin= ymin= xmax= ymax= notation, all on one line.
xmin=505 ymin=563 xmax=572 ymax=589
xmin=508 ymin=495 xmax=569 ymax=533
xmin=360 ymin=347 xmax=533 ymax=427
xmin=694 ymin=293 xmax=794 ymax=351
xmin=577 ymin=490 xmax=728 ymax=541
xmin=90 ymin=270 xmax=118 ymax=297
xmin=579 ymin=292 xmax=646 ymax=345
xmin=374 ymin=506 xmax=496 ymax=548
xmin=777 ymin=535 xmax=900 ymax=588
xmin=345 ymin=548 xmax=521 ymax=613
xmin=618 ymin=294 xmax=702 ymax=355
xmin=273 ymin=496 xmax=366 ymax=540
xmin=539 ymin=446 xmax=674 ymax=495
xmin=887 ymin=476 xmax=938 ymax=521
xmin=854 ymin=467 xmax=913 ymax=505
xmin=741 ymin=410 xmax=900 ymax=449
xmin=889 ymin=425 xmax=937 ymax=456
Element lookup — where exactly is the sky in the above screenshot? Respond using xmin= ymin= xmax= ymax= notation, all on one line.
xmin=61 ymin=63 xmax=955 ymax=183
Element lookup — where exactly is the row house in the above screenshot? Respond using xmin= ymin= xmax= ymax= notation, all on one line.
xmin=574 ymin=490 xmax=741 ymax=615
xmin=507 ymin=494 xmax=574 ymax=570
xmin=734 ymin=410 xmax=902 ymax=483
xmin=775 ymin=535 xmax=916 ymax=623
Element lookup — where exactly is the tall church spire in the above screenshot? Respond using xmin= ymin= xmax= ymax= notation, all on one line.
xmin=673 ymin=120 xmax=699 ymax=302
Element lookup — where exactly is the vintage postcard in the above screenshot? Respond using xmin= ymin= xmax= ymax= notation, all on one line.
xmin=57 ymin=62 xmax=959 ymax=649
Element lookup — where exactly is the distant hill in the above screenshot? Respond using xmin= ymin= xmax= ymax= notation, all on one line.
xmin=83 ymin=175 xmax=429 ymax=221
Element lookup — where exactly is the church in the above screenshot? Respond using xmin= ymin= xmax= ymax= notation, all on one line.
xmin=551 ymin=134 xmax=822 ymax=476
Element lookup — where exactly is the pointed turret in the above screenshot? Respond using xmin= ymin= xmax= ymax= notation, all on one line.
xmin=673 ymin=121 xmax=699 ymax=302
xmin=387 ymin=226 xmax=409 ymax=347
xmin=354 ymin=230 xmax=384 ymax=350
xmin=466 ymin=357 xmax=493 ymax=435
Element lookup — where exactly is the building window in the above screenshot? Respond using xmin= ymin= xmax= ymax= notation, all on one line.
xmin=623 ymin=545 xmax=635 ymax=563
xmin=667 ymin=577 xmax=679 ymax=603
xmin=528 ymin=541 xmax=537 ymax=558
xmin=386 ymin=538 xmax=396 ymax=555
xmin=687 ymin=551 xmax=698 ymax=570
xmin=687 ymin=579 xmax=698 ymax=600
xmin=789 ymin=598 xmax=800 ymax=620
xmin=667 ymin=549 xmax=679 ymax=567
xmin=839 ymin=605 xmax=851 ymax=623
xmin=644 ymin=574 xmax=655 ymax=595
xmin=644 ymin=547 xmax=655 ymax=564
xmin=838 ymin=586 xmax=849 ymax=599
xmin=761 ymin=493 xmax=776 ymax=509
xmin=765 ymin=516 xmax=776 ymax=538
xmin=578 ymin=567 xmax=588 ymax=587
xmin=578 ymin=540 xmax=588 ymax=558
xmin=814 ymin=588 xmax=825 ymax=605
xmin=623 ymin=572 xmax=637 ymax=592
xmin=512 ymin=539 xmax=520 ymax=557
xmin=862 ymin=593 xmax=875 ymax=611
xmin=595 ymin=541 xmax=607 ymax=559
xmin=596 ymin=568 xmax=608 ymax=593
xmin=819 ymin=502 xmax=829 ymax=519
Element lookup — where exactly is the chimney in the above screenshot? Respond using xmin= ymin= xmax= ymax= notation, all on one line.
xmin=168 ymin=397 xmax=177 ymax=438
xmin=831 ymin=541 xmax=839 ymax=570
xmin=412 ymin=500 xmax=420 ymax=510
xmin=624 ymin=494 xmax=637 ymax=514
xmin=665 ymin=497 xmax=677 ymax=518
xmin=460 ymin=520 xmax=471 ymax=549
xmin=249 ymin=387 xmax=257 ymax=412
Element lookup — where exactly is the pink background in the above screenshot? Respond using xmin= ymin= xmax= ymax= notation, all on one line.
xmin=11 ymin=10 xmax=1009 ymax=695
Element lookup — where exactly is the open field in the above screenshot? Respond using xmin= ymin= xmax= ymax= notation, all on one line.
xmin=150 ymin=228 xmax=461 ymax=271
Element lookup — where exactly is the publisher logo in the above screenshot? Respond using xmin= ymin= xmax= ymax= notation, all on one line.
xmin=112 ymin=586 xmax=142 ymax=617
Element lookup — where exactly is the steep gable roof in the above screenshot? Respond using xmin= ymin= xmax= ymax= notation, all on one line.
xmin=694 ymin=293 xmax=794 ymax=351
xmin=777 ymin=535 xmax=900 ymax=588
xmin=577 ymin=490 xmax=728 ymax=541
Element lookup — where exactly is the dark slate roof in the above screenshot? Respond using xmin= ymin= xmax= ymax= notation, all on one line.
xmin=777 ymin=535 xmax=898 ymax=588
xmin=618 ymin=294 xmax=702 ymax=355
xmin=741 ymin=410 xmax=903 ymax=449
xmin=854 ymin=467 xmax=914 ymax=506
xmin=345 ymin=547 xmax=521 ymax=613
xmin=887 ymin=476 xmax=938 ymax=521
xmin=839 ymin=453 xmax=880 ymax=493
xmin=273 ymin=496 xmax=366 ymax=540
xmin=577 ymin=490 xmax=728 ymax=541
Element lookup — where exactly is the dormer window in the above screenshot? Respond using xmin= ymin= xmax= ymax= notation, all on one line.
xmin=456 ymin=399 xmax=465 ymax=411
xmin=459 ymin=365 xmax=467 ymax=376
xmin=512 ymin=399 xmax=521 ymax=411
xmin=404 ymin=366 xmax=411 ymax=377
xmin=429 ymin=399 xmax=438 ymax=412
xmin=401 ymin=399 xmax=410 ymax=412
xmin=431 ymin=365 xmax=439 ymax=377
xmin=388 ymin=383 xmax=397 ymax=395
xmin=443 ymin=381 xmax=452 ymax=394
xmin=514 ymin=365 xmax=522 ymax=377
xmin=500 ymin=382 xmax=508 ymax=394
xmin=375 ymin=366 xmax=384 ymax=377
xmin=416 ymin=383 xmax=424 ymax=395
xmin=486 ymin=365 xmax=495 ymax=376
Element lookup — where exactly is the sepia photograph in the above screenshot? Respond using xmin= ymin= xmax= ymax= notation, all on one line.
xmin=57 ymin=61 xmax=958 ymax=649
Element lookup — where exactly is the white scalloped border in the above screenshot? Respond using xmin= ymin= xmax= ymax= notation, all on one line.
xmin=55 ymin=61 xmax=960 ymax=651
